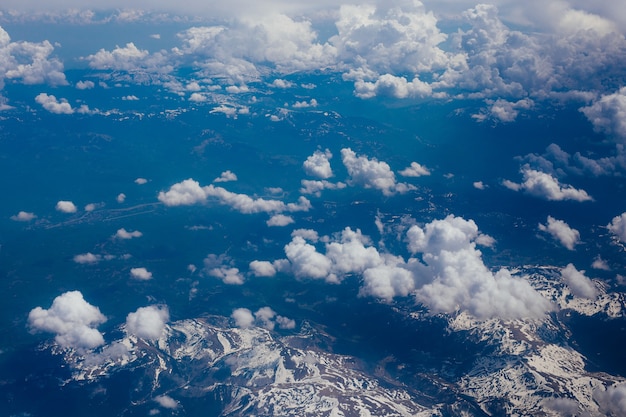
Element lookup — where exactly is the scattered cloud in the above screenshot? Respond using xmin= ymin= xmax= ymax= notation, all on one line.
xmin=594 ymin=383 xmax=626 ymax=416
xmin=35 ymin=93 xmax=73 ymax=114
xmin=56 ymin=200 xmax=77 ymax=213
xmin=10 ymin=211 xmax=36 ymax=221
xmin=538 ymin=216 xmax=581 ymax=250
xmin=303 ymin=149 xmax=334 ymax=179
xmin=214 ymin=170 xmax=238 ymax=183
xmin=267 ymin=214 xmax=294 ymax=227
xmin=114 ymin=228 xmax=143 ymax=239
xmin=561 ymin=263 xmax=598 ymax=299
xmin=28 ymin=291 xmax=107 ymax=350
xmin=607 ymin=212 xmax=626 ymax=242
xmin=73 ymin=252 xmax=102 ymax=264
xmin=154 ymin=395 xmax=178 ymax=410
xmin=204 ymin=254 xmax=244 ymax=285
xmin=341 ymin=148 xmax=415 ymax=196
xmin=293 ymin=98 xmax=318 ymax=108
xmin=592 ymin=256 xmax=610 ymax=271
xmin=231 ymin=308 xmax=254 ymax=328
xmin=581 ymin=87 xmax=626 ymax=143
xmin=116 ymin=193 xmax=126 ymax=203
xmin=473 ymin=181 xmax=486 ymax=190
xmin=299 ymin=179 xmax=346 ymax=197
xmin=75 ymin=80 xmax=94 ymax=90
xmin=473 ymin=98 xmax=533 ymax=123
xmin=130 ymin=267 xmax=153 ymax=280
xmin=398 ymin=161 xmax=431 ymax=177
xmin=134 ymin=177 xmax=148 ymax=185
xmin=503 ymin=166 xmax=593 ymax=202
xmin=231 ymin=306 xmax=295 ymax=330
xmin=125 ymin=305 xmax=169 ymax=340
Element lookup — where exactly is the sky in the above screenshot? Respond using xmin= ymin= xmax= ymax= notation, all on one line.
xmin=2 ymin=0 xmax=626 ymax=415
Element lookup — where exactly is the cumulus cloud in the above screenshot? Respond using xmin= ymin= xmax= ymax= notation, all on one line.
xmin=214 ymin=170 xmax=238 ymax=183
xmin=473 ymin=181 xmax=487 ymax=190
xmin=231 ymin=308 xmax=255 ymax=328
xmin=28 ymin=291 xmax=107 ymax=350
xmin=293 ymin=98 xmax=317 ymax=108
xmin=116 ymin=193 xmax=126 ymax=203
xmin=158 ymin=178 xmax=208 ymax=206
xmin=86 ymin=42 xmax=168 ymax=72
xmin=581 ymin=86 xmax=626 ymax=143
xmin=398 ymin=161 xmax=431 ymax=177
xmin=231 ymin=306 xmax=295 ymax=330
xmin=204 ymin=254 xmax=244 ymax=284
xmin=341 ymin=148 xmax=414 ymax=196
xmin=607 ymin=212 xmax=626 ymax=242
xmin=267 ymin=214 xmax=294 ymax=227
xmin=10 ymin=211 xmax=36 ymax=221
xmin=299 ymin=179 xmax=347 ymax=196
xmin=595 ymin=383 xmax=626 ymax=416
xmin=55 ymin=200 xmax=77 ymax=213
xmin=130 ymin=267 xmax=153 ymax=280
xmin=75 ymin=80 xmax=94 ymax=90
xmin=35 ymin=93 xmax=73 ymax=114
xmin=303 ymin=149 xmax=334 ymax=179
xmin=592 ymin=256 xmax=610 ymax=271
xmin=561 ymin=263 xmax=598 ymax=299
xmin=405 ymin=215 xmax=552 ymax=319
xmin=503 ymin=166 xmax=593 ymax=202
xmin=134 ymin=177 xmax=148 ymax=185
xmin=473 ymin=98 xmax=533 ymax=123
xmin=154 ymin=395 xmax=178 ymax=409
xmin=354 ymin=74 xmax=432 ymax=99
xmin=125 ymin=305 xmax=169 ymax=341
xmin=249 ymin=260 xmax=278 ymax=277
xmin=73 ymin=252 xmax=102 ymax=264
xmin=538 ymin=216 xmax=581 ymax=250
xmin=114 ymin=228 xmax=143 ymax=239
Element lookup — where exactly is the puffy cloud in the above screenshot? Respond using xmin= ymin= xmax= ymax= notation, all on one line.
xmin=125 ymin=305 xmax=169 ymax=341
xmin=303 ymin=149 xmax=334 ymax=179
xmin=134 ymin=177 xmax=148 ymax=185
xmin=86 ymin=42 xmax=168 ymax=72
xmin=503 ymin=166 xmax=593 ymax=202
xmin=35 ymin=93 xmax=73 ymax=114
xmin=473 ymin=181 xmax=486 ymax=190
xmin=284 ymin=236 xmax=333 ymax=281
xmin=561 ymin=263 xmax=598 ymax=299
xmin=607 ymin=212 xmax=626 ymax=242
xmin=214 ymin=170 xmax=238 ymax=183
xmin=354 ymin=74 xmax=432 ymax=99
xmin=267 ymin=214 xmax=294 ymax=227
xmin=406 ymin=215 xmax=553 ymax=319
xmin=595 ymin=384 xmax=626 ymax=416
xmin=231 ymin=308 xmax=254 ymax=328
xmin=75 ymin=80 xmax=94 ymax=90
xmin=592 ymin=256 xmax=610 ymax=271
xmin=341 ymin=148 xmax=414 ymax=196
xmin=114 ymin=228 xmax=143 ymax=239
xmin=473 ymin=98 xmax=533 ymax=123
xmin=73 ymin=252 xmax=102 ymax=264
xmin=28 ymin=291 xmax=107 ymax=350
xmin=538 ymin=216 xmax=581 ymax=250
xmin=360 ymin=262 xmax=416 ymax=302
xmin=249 ymin=260 xmax=278 ymax=277
xmin=154 ymin=395 xmax=178 ymax=409
xmin=158 ymin=178 xmax=208 ymax=206
xmin=116 ymin=193 xmax=126 ymax=203
xmin=204 ymin=254 xmax=244 ymax=285
xmin=299 ymin=179 xmax=347 ymax=196
xmin=56 ymin=200 xmax=77 ymax=213
xmin=581 ymin=87 xmax=626 ymax=143
xmin=121 ymin=95 xmax=139 ymax=101
xmin=292 ymin=98 xmax=317 ymax=108
xmin=10 ymin=211 xmax=36 ymax=221
xmin=398 ymin=161 xmax=431 ymax=177
xmin=130 ymin=267 xmax=153 ymax=280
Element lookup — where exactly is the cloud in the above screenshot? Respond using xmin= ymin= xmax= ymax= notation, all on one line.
xmin=303 ymin=149 xmax=334 ymax=179
xmin=158 ymin=178 xmax=208 ymax=206
xmin=86 ymin=42 xmax=168 ymax=72
xmin=214 ymin=170 xmax=238 ymax=182
xmin=341 ymin=148 xmax=414 ymax=196
xmin=55 ymin=200 xmax=77 ymax=213
xmin=114 ymin=228 xmax=143 ymax=239
xmin=503 ymin=166 xmax=593 ymax=202
xmin=130 ymin=267 xmax=153 ymax=280
xmin=232 ymin=306 xmax=295 ymax=330
xmin=204 ymin=254 xmax=244 ymax=284
xmin=292 ymin=98 xmax=317 ymax=108
xmin=28 ymin=290 xmax=107 ymax=350
xmin=299 ymin=179 xmax=347 ymax=196
xmin=561 ymin=263 xmax=598 ymax=299
xmin=75 ymin=80 xmax=94 ymax=90
xmin=398 ymin=161 xmax=431 ymax=177
xmin=73 ymin=252 xmax=102 ymax=264
xmin=35 ymin=93 xmax=73 ymax=114
xmin=134 ymin=177 xmax=148 ymax=185
xmin=581 ymin=87 xmax=626 ymax=143
xmin=538 ymin=216 xmax=581 ymax=250
xmin=406 ymin=215 xmax=553 ymax=319
xmin=592 ymin=256 xmax=610 ymax=271
xmin=354 ymin=74 xmax=432 ymax=99
xmin=284 ymin=235 xmax=333 ymax=281
xmin=473 ymin=98 xmax=533 ymax=123
xmin=473 ymin=181 xmax=486 ymax=190
xmin=595 ymin=384 xmax=626 ymax=416
xmin=231 ymin=308 xmax=254 ymax=328
xmin=360 ymin=262 xmax=416 ymax=302
xmin=607 ymin=212 xmax=626 ymax=242
xmin=125 ymin=305 xmax=169 ymax=340
xmin=10 ymin=211 xmax=36 ymax=221
xmin=116 ymin=193 xmax=126 ymax=203
xmin=249 ymin=260 xmax=278 ymax=277
xmin=154 ymin=395 xmax=178 ymax=409
xmin=267 ymin=214 xmax=294 ymax=227
xmin=121 ymin=95 xmax=139 ymax=101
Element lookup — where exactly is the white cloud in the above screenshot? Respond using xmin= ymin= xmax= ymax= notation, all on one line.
xmin=249 ymin=260 xmax=278 ymax=277
xmin=473 ymin=98 xmax=533 ymax=123
xmin=303 ymin=149 xmax=334 ymax=179
xmin=398 ymin=161 xmax=431 ymax=177
xmin=581 ymin=87 xmax=626 ymax=143
xmin=232 ymin=308 xmax=255 ymax=328
xmin=473 ymin=181 xmax=486 ymax=190
xmin=592 ymin=256 xmax=610 ymax=271
xmin=10 ymin=211 xmax=36 ymax=221
xmin=116 ymin=193 xmax=126 ymax=203
xmin=154 ymin=395 xmax=178 ymax=410
xmin=188 ymin=92 xmax=207 ymax=102
xmin=86 ymin=42 xmax=168 ymax=72
xmin=341 ymin=148 xmax=414 ymax=196
xmin=561 ymin=263 xmax=598 ymax=299
xmin=360 ymin=262 xmax=416 ymax=302
xmin=299 ymin=179 xmax=347 ymax=196
xmin=267 ymin=214 xmax=294 ymax=227
xmin=134 ymin=177 xmax=148 ymax=185
xmin=271 ymin=79 xmax=293 ymax=88
xmin=204 ymin=254 xmax=244 ymax=284
xmin=293 ymin=98 xmax=317 ymax=108
xmin=125 ymin=305 xmax=169 ymax=340
xmin=594 ymin=383 xmax=626 ymax=416
xmin=503 ymin=166 xmax=593 ymax=202
xmin=232 ymin=306 xmax=294 ymax=330
xmin=354 ymin=74 xmax=432 ymax=99
xmin=114 ymin=228 xmax=143 ymax=239
xmin=56 ymin=200 xmax=77 ymax=213
xmin=214 ymin=170 xmax=238 ymax=182
xmin=35 ymin=93 xmax=73 ymax=114
xmin=73 ymin=252 xmax=102 ymax=264
xmin=158 ymin=178 xmax=208 ymax=206
xmin=607 ymin=212 xmax=626 ymax=243
xmin=28 ymin=291 xmax=107 ymax=350
xmin=130 ymin=267 xmax=153 ymax=280
xmin=538 ymin=216 xmax=581 ymax=250
xmin=284 ymin=236 xmax=333 ymax=281
xmin=406 ymin=215 xmax=553 ymax=319
xmin=75 ymin=80 xmax=94 ymax=90
xmin=121 ymin=95 xmax=139 ymax=100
